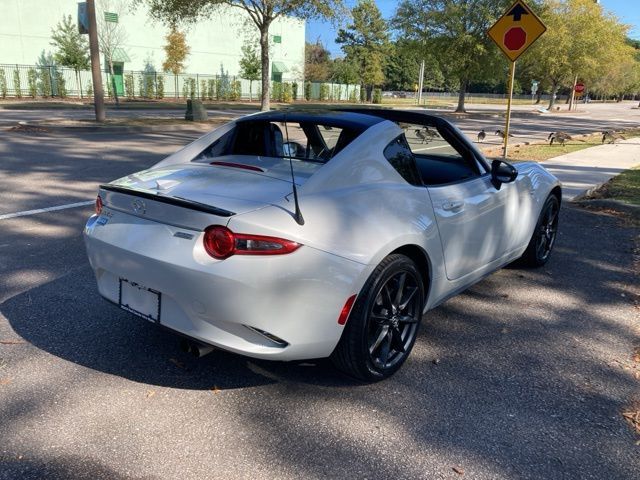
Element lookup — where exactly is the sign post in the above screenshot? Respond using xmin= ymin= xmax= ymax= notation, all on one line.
xmin=488 ymin=0 xmax=546 ymax=158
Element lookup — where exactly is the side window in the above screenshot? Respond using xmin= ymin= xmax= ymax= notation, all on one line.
xmin=401 ymin=123 xmax=482 ymax=186
xmin=383 ymin=135 xmax=422 ymax=186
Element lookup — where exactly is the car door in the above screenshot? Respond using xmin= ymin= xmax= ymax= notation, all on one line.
xmin=405 ymin=123 xmax=510 ymax=281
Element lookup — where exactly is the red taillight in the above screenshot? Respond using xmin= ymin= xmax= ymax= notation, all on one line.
xmin=338 ymin=294 xmax=357 ymax=325
xmin=95 ymin=195 xmax=103 ymax=215
xmin=203 ymin=225 xmax=301 ymax=259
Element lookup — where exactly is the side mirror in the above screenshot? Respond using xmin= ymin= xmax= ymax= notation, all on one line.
xmin=491 ymin=159 xmax=518 ymax=189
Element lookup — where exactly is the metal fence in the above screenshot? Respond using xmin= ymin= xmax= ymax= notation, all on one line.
xmin=0 ymin=64 xmax=360 ymax=102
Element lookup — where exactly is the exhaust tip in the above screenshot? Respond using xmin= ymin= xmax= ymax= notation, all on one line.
xmin=179 ymin=338 xmax=215 ymax=358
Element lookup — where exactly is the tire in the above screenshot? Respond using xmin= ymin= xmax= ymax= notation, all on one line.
xmin=331 ymin=254 xmax=425 ymax=382
xmin=519 ymin=194 xmax=560 ymax=267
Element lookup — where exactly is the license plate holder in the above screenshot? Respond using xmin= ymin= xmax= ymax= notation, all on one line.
xmin=119 ymin=278 xmax=161 ymax=323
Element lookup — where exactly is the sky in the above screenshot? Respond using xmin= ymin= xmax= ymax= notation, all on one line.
xmin=306 ymin=0 xmax=640 ymax=57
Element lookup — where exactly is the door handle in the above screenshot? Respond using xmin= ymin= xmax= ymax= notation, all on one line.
xmin=442 ymin=201 xmax=464 ymax=212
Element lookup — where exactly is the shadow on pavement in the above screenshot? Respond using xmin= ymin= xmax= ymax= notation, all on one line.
xmin=1 ymin=205 xmax=638 ymax=478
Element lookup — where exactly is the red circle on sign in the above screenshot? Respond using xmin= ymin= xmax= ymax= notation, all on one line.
xmin=504 ymin=27 xmax=527 ymax=51
xmin=575 ymin=83 xmax=585 ymax=93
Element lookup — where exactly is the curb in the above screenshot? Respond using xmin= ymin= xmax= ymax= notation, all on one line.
xmin=572 ymin=198 xmax=640 ymax=216
xmin=6 ymin=120 xmax=218 ymax=134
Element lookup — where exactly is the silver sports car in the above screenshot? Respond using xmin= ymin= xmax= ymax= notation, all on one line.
xmin=84 ymin=109 xmax=561 ymax=381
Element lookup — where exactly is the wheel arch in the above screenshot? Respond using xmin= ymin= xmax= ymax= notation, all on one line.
xmin=389 ymin=244 xmax=432 ymax=306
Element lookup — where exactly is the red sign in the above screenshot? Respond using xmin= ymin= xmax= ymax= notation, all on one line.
xmin=504 ymin=27 xmax=527 ymax=50
xmin=575 ymin=83 xmax=585 ymax=93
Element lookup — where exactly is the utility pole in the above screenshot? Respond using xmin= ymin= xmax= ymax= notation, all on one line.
xmin=417 ymin=60 xmax=425 ymax=106
xmin=87 ymin=0 xmax=105 ymax=122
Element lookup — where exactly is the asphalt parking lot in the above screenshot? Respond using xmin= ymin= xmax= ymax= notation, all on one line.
xmin=1 ymin=128 xmax=639 ymax=479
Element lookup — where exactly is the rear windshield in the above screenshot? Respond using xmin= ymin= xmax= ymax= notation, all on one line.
xmin=195 ymin=120 xmax=363 ymax=164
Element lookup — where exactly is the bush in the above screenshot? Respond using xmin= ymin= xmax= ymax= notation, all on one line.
xmin=207 ymin=79 xmax=215 ymax=100
xmin=39 ymin=68 xmax=52 ymax=97
xmin=145 ymin=75 xmax=155 ymax=98
xmin=200 ymin=79 xmax=207 ymax=100
xmin=86 ymin=82 xmax=93 ymax=97
xmin=372 ymin=87 xmax=382 ymax=104
xmin=189 ymin=77 xmax=196 ymax=99
xmin=292 ymin=82 xmax=298 ymax=101
xmin=106 ymin=78 xmax=113 ymax=98
xmin=271 ymin=82 xmax=282 ymax=102
xmin=27 ymin=68 xmax=37 ymax=98
xmin=230 ymin=80 xmax=241 ymax=101
xmin=0 ymin=69 xmax=7 ymax=98
xmin=13 ymin=69 xmax=22 ymax=98
xmin=319 ymin=83 xmax=329 ymax=101
xmin=124 ymin=73 xmax=135 ymax=99
xmin=304 ymin=81 xmax=311 ymax=101
xmin=360 ymin=86 xmax=366 ymax=103
xmin=156 ymin=75 xmax=164 ymax=99
xmin=138 ymin=75 xmax=144 ymax=98
xmin=55 ymin=71 xmax=67 ymax=98
xmin=282 ymin=82 xmax=292 ymax=103
xmin=349 ymin=88 xmax=357 ymax=103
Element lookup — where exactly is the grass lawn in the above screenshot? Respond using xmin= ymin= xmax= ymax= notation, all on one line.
xmin=587 ymin=167 xmax=640 ymax=206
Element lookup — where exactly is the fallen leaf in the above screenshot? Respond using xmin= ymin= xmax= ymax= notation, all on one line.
xmin=0 ymin=378 xmax=11 ymax=385
xmin=432 ymin=358 xmax=440 ymax=365
xmin=452 ymin=466 xmax=464 ymax=475
xmin=210 ymin=386 xmax=220 ymax=394
xmin=146 ymin=390 xmax=156 ymax=399
xmin=0 ymin=340 xmax=25 ymax=345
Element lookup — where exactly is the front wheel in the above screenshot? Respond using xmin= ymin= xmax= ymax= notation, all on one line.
xmin=331 ymin=254 xmax=425 ymax=381
xmin=519 ymin=194 xmax=560 ymax=267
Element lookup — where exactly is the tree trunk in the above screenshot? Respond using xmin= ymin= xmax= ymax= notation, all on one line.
xmin=365 ymin=85 xmax=373 ymax=102
xmin=535 ymin=89 xmax=542 ymax=104
xmin=77 ymin=70 xmax=83 ymax=99
xmin=108 ymin=58 xmax=119 ymax=107
xmin=259 ymin=23 xmax=271 ymax=111
xmin=455 ymin=78 xmax=467 ymax=113
xmin=249 ymin=80 xmax=252 ymax=102
xmin=548 ymin=82 xmax=559 ymax=110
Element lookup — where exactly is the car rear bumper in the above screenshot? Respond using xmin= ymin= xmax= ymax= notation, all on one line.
xmin=84 ymin=212 xmax=368 ymax=361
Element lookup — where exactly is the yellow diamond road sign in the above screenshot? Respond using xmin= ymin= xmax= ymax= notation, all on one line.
xmin=488 ymin=0 xmax=546 ymax=62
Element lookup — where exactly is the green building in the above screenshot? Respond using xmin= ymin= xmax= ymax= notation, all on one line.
xmin=0 ymin=0 xmax=305 ymax=97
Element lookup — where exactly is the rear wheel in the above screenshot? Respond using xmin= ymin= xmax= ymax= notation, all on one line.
xmin=519 ymin=195 xmax=560 ymax=267
xmin=331 ymin=254 xmax=425 ymax=381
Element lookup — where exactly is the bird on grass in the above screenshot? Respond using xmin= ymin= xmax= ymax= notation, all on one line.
xmin=548 ymin=131 xmax=573 ymax=146
xmin=495 ymin=129 xmax=514 ymax=139
xmin=477 ymin=129 xmax=486 ymax=142
xmin=602 ymin=130 xmax=625 ymax=144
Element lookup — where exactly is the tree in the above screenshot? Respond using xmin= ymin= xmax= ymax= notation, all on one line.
xmin=520 ymin=0 xmax=636 ymax=109
xmin=336 ymin=0 xmax=389 ymax=102
xmin=97 ymin=0 xmax=128 ymax=106
xmin=50 ymin=15 xmax=90 ymax=98
xmin=393 ymin=0 xmax=509 ymax=112
xmin=138 ymin=0 xmax=344 ymax=111
xmin=162 ymin=27 xmax=190 ymax=98
xmin=239 ymin=40 xmax=261 ymax=101
xmin=305 ymin=41 xmax=332 ymax=82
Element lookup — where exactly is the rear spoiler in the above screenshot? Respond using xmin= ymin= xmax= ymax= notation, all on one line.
xmin=99 ymin=184 xmax=235 ymax=217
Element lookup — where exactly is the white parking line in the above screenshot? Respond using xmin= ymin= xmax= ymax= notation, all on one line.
xmin=0 ymin=201 xmax=94 ymax=220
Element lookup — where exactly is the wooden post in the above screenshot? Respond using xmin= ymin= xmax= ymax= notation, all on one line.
xmin=503 ymin=61 xmax=516 ymax=159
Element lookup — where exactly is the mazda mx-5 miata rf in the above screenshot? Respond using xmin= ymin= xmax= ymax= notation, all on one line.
xmin=84 ymin=109 xmax=561 ymax=381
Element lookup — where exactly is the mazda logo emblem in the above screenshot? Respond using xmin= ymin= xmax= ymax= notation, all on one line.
xmin=131 ymin=199 xmax=146 ymax=215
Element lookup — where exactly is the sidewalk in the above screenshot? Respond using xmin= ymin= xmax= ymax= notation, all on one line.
xmin=540 ymin=138 xmax=640 ymax=200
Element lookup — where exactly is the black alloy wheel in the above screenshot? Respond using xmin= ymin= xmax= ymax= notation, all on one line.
xmin=520 ymin=194 xmax=560 ymax=267
xmin=331 ymin=254 xmax=425 ymax=381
